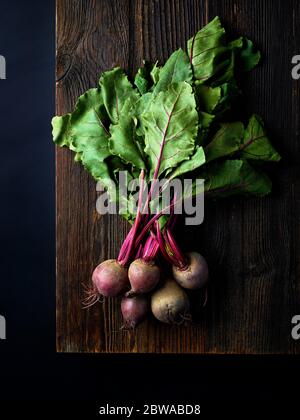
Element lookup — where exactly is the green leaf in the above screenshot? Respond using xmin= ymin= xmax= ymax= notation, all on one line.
xmin=99 ymin=67 xmax=139 ymax=124
xmin=205 ymin=122 xmax=244 ymax=162
xmin=188 ymin=17 xmax=260 ymax=86
xmin=198 ymin=111 xmax=215 ymax=130
xmin=150 ymin=61 xmax=160 ymax=84
xmin=168 ymin=146 xmax=205 ymax=179
xmin=68 ymin=89 xmax=112 ymax=182
xmin=107 ymin=155 xmax=129 ymax=180
xmin=214 ymin=81 xmax=240 ymax=113
xmin=196 ymin=84 xmax=222 ymax=113
xmin=109 ymin=98 xmax=146 ymax=169
xmin=228 ymin=36 xmax=244 ymax=50
xmin=134 ymin=61 xmax=159 ymax=94
xmin=134 ymin=66 xmax=151 ymax=95
xmin=187 ymin=16 xmax=229 ymax=84
xmin=142 ymin=82 xmax=198 ymax=177
xmin=211 ymin=49 xmax=235 ymax=85
xmin=238 ymin=37 xmax=261 ymax=72
xmin=212 ymin=36 xmax=260 ymax=83
xmin=158 ymin=215 xmax=169 ymax=231
xmin=153 ymin=49 xmax=193 ymax=95
xmin=239 ymin=114 xmax=281 ymax=161
xmin=195 ymin=81 xmax=239 ymax=135
xmin=228 ymin=36 xmax=260 ymax=72
xmin=52 ymin=113 xmax=71 ymax=147
xmin=202 ymin=159 xmax=272 ymax=197
xmin=196 ymin=111 xmax=216 ymax=146
xmin=134 ymin=92 xmax=154 ymax=137
xmin=195 ymin=81 xmax=239 ymax=120
xmin=52 ymin=88 xmax=114 ymax=189
xmin=196 ymin=112 xmax=215 ymax=146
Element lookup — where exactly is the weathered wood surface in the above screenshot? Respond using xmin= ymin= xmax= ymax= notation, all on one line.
xmin=56 ymin=0 xmax=300 ymax=353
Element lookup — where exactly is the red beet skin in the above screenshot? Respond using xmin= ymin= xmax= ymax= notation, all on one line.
xmin=121 ymin=295 xmax=149 ymax=329
xmin=92 ymin=259 xmax=129 ymax=297
xmin=128 ymin=258 xmax=160 ymax=294
xmin=172 ymin=252 xmax=209 ymax=290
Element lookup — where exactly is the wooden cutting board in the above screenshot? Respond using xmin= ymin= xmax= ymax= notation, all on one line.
xmin=56 ymin=0 xmax=300 ymax=353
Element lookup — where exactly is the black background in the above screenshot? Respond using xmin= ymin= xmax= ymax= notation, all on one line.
xmin=0 ymin=0 xmax=299 ymax=415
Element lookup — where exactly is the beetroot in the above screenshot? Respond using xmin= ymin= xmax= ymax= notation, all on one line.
xmin=92 ymin=259 xmax=128 ymax=297
xmin=172 ymin=252 xmax=208 ymax=290
xmin=127 ymin=258 xmax=160 ymax=295
xmin=151 ymin=279 xmax=190 ymax=324
xmin=121 ymin=295 xmax=149 ymax=329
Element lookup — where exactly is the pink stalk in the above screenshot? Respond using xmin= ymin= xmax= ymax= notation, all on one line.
xmin=168 ymin=213 xmax=178 ymax=231
xmin=165 ymin=195 xmax=178 ymax=232
xmin=117 ymin=224 xmax=135 ymax=262
xmin=142 ymin=232 xmax=160 ymax=261
xmin=165 ymin=228 xmax=187 ymax=269
xmin=118 ymin=170 xmax=145 ymax=266
xmin=155 ymin=221 xmax=177 ymax=265
xmin=135 ymin=243 xmax=143 ymax=259
xmin=142 ymin=234 xmax=153 ymax=257
xmin=133 ymin=201 xmax=175 ymax=249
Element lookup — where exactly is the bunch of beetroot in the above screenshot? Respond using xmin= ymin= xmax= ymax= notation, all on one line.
xmin=52 ymin=17 xmax=281 ymax=329
xmin=90 ymin=170 xmax=209 ymax=328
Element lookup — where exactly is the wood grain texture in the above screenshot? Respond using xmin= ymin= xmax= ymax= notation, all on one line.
xmin=56 ymin=0 xmax=300 ymax=353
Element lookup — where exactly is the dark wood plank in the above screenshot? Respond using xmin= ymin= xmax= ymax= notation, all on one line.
xmin=56 ymin=0 xmax=300 ymax=353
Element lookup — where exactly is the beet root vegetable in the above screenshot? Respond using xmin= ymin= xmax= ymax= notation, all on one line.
xmin=121 ymin=295 xmax=149 ymax=329
xmin=127 ymin=258 xmax=160 ymax=295
xmin=92 ymin=259 xmax=129 ymax=297
xmin=172 ymin=252 xmax=208 ymax=290
xmin=151 ymin=279 xmax=190 ymax=324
